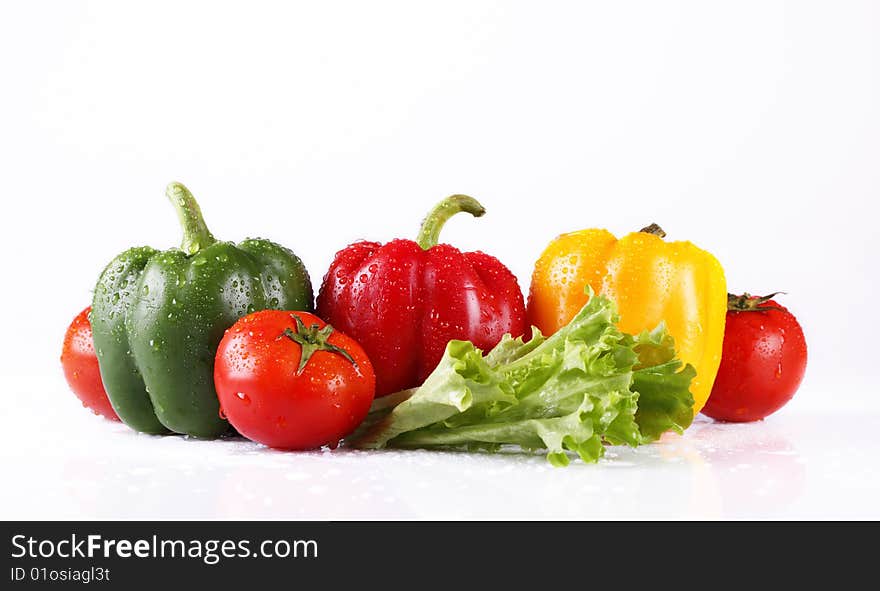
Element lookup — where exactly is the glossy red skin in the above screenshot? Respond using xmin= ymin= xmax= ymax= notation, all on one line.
xmin=702 ymin=300 xmax=807 ymax=422
xmin=61 ymin=307 xmax=119 ymax=421
xmin=214 ymin=310 xmax=375 ymax=450
xmin=317 ymin=239 xmax=527 ymax=396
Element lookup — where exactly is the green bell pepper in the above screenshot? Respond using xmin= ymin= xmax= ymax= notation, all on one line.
xmin=91 ymin=182 xmax=313 ymax=438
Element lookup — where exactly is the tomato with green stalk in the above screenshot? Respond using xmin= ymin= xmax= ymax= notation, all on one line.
xmin=214 ymin=310 xmax=375 ymax=450
xmin=702 ymin=293 xmax=807 ymax=422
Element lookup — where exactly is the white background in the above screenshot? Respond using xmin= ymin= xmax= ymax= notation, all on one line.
xmin=1 ymin=1 xmax=878 ymax=519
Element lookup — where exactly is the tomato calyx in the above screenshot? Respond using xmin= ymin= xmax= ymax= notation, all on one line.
xmin=727 ymin=292 xmax=786 ymax=313
xmin=281 ymin=314 xmax=358 ymax=374
xmin=638 ymin=223 xmax=667 ymax=238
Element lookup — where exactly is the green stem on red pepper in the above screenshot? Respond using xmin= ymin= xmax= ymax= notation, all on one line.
xmin=415 ymin=195 xmax=486 ymax=250
xmin=315 ymin=191 xmax=526 ymax=397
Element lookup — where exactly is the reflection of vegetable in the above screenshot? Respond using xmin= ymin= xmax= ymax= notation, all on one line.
xmin=317 ymin=195 xmax=527 ymax=397
xmin=351 ymin=289 xmax=695 ymax=466
xmin=91 ymin=182 xmax=313 ymax=438
xmin=214 ymin=311 xmax=375 ymax=449
xmin=61 ymin=307 xmax=118 ymax=421
xmin=702 ymin=293 xmax=807 ymax=422
xmin=527 ymin=223 xmax=726 ymax=415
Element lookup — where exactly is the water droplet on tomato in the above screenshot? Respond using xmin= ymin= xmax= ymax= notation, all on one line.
xmin=236 ymin=392 xmax=251 ymax=405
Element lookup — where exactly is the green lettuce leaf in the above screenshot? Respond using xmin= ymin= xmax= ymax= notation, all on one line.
xmin=349 ymin=290 xmax=696 ymax=466
xmin=630 ymin=325 xmax=696 ymax=442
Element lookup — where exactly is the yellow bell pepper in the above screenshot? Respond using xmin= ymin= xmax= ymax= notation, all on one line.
xmin=526 ymin=224 xmax=727 ymax=415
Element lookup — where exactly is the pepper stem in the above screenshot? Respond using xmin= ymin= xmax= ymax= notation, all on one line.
xmin=415 ymin=195 xmax=486 ymax=250
xmin=166 ymin=182 xmax=216 ymax=255
xmin=639 ymin=223 xmax=667 ymax=238
xmin=282 ymin=315 xmax=358 ymax=375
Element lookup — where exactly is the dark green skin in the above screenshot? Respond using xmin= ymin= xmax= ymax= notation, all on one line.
xmin=91 ymin=183 xmax=313 ymax=438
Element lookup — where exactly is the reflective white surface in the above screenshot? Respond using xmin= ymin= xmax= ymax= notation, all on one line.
xmin=3 ymin=375 xmax=878 ymax=520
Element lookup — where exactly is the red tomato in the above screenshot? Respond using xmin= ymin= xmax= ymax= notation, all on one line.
xmin=61 ymin=307 xmax=119 ymax=421
xmin=702 ymin=293 xmax=807 ymax=422
xmin=214 ymin=310 xmax=376 ymax=450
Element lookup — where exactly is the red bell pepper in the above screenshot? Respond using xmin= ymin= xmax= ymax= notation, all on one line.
xmin=317 ymin=195 xmax=527 ymax=396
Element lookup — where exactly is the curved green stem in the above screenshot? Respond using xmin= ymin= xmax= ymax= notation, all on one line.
xmin=416 ymin=195 xmax=486 ymax=250
xmin=166 ymin=182 xmax=216 ymax=255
